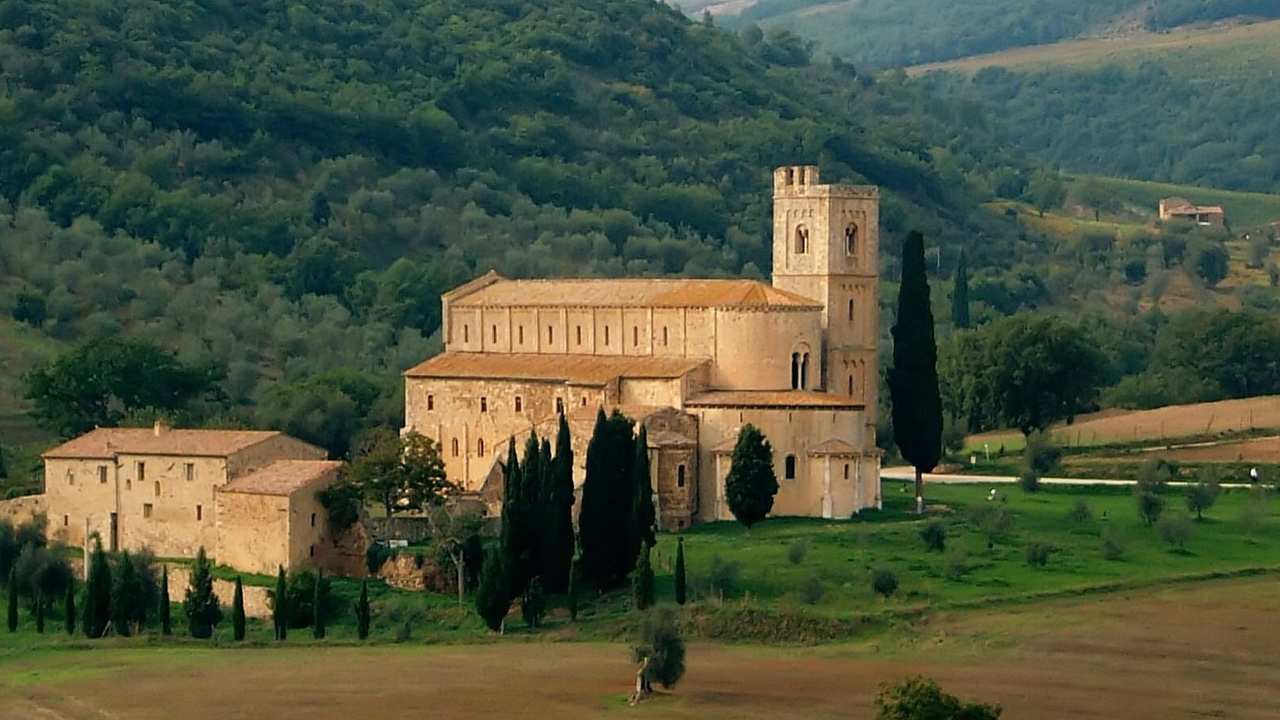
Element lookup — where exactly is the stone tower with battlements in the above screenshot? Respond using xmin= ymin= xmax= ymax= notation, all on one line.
xmin=770 ymin=165 xmax=880 ymax=429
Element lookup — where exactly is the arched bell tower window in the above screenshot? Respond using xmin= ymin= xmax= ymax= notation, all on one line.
xmin=794 ymin=224 xmax=809 ymax=254
xmin=791 ymin=353 xmax=800 ymax=389
xmin=791 ymin=351 xmax=811 ymax=390
xmin=845 ymin=224 xmax=858 ymax=257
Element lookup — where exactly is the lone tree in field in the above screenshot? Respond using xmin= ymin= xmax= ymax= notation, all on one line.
xmin=232 ymin=577 xmax=246 ymax=641
xmin=674 ymin=537 xmax=687 ymax=606
xmin=159 ymin=565 xmax=171 ymax=635
xmin=183 ymin=547 xmax=221 ymax=639
xmin=273 ymin=566 xmax=288 ymax=641
xmin=951 ymin=248 xmax=970 ymax=330
xmin=874 ymin=676 xmax=1002 ymax=719
xmin=354 ymin=580 xmax=371 ymax=640
xmin=84 ymin=535 xmax=111 ymax=638
xmin=889 ymin=231 xmax=943 ymax=515
xmin=64 ymin=580 xmax=75 ymax=635
xmin=1185 ymin=472 xmax=1220 ymax=521
xmin=725 ymin=424 xmax=778 ymax=530
xmin=632 ymin=607 xmax=686 ymax=699
xmin=475 ymin=548 xmax=511 ymax=633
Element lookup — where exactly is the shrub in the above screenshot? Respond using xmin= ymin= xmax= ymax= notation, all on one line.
xmin=183 ymin=547 xmax=222 ymax=639
xmin=943 ymin=550 xmax=971 ymax=580
xmin=786 ymin=538 xmax=810 ymax=565
xmin=1024 ymin=541 xmax=1054 ymax=567
xmin=1156 ymin=514 xmax=1192 ymax=551
xmin=365 ymin=542 xmax=392 ymax=575
xmin=871 ymin=567 xmax=898 ymax=599
xmin=1023 ymin=431 xmax=1061 ymax=474
xmin=633 ymin=607 xmax=686 ymax=690
xmin=1101 ymin=526 xmax=1127 ymax=561
xmin=970 ymin=506 xmax=1014 ymax=545
xmin=1018 ymin=470 xmax=1040 ymax=493
xmin=1137 ymin=491 xmax=1166 ymax=526
xmin=1184 ymin=472 xmax=1220 ymax=521
xmin=799 ymin=574 xmax=825 ymax=605
xmin=874 ymin=676 xmax=1002 ymax=720
xmin=475 ymin=549 xmax=511 ymax=632
xmin=706 ymin=555 xmax=741 ymax=599
xmin=919 ymin=521 xmax=946 ymax=552
xmin=1065 ymin=499 xmax=1092 ymax=524
xmin=1136 ymin=458 xmax=1178 ymax=491
xmin=632 ymin=549 xmax=654 ymax=612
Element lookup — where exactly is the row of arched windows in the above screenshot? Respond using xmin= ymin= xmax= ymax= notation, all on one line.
xmin=792 ymin=224 xmax=859 ymax=256
xmin=461 ymin=320 xmax=676 ymax=350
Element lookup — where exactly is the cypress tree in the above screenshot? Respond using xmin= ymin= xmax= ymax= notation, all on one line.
xmin=64 ymin=579 xmax=76 ymax=635
xmin=474 ymin=548 xmax=511 ymax=633
xmin=579 ymin=410 xmax=636 ymax=587
xmin=499 ymin=437 xmax=527 ymax=597
xmin=273 ymin=566 xmax=288 ymax=641
xmin=182 ymin=546 xmax=221 ymax=639
xmin=632 ymin=546 xmax=654 ymax=611
xmin=85 ymin=535 xmax=112 ymax=638
xmin=544 ymin=412 xmax=575 ymax=593
xmin=674 ymin=537 xmax=687 ymax=606
xmin=159 ymin=565 xmax=171 ymax=636
xmin=110 ymin=551 xmax=136 ymax=636
xmin=7 ymin=567 xmax=17 ymax=632
xmin=312 ymin=569 xmax=325 ymax=640
xmin=232 ymin=576 xmax=246 ymax=641
xmin=630 ymin=425 xmax=656 ymax=563
xmin=725 ymin=424 xmax=778 ymax=530
xmin=354 ymin=580 xmax=371 ymax=640
xmin=888 ymin=231 xmax=944 ymax=515
xmin=34 ymin=590 xmax=44 ymax=633
xmin=952 ymin=248 xmax=971 ymax=329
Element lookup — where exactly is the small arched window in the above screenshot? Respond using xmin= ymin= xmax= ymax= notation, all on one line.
xmin=556 ymin=397 xmax=565 ymax=414
xmin=518 ymin=326 xmax=525 ymax=345
xmin=427 ymin=394 xmax=434 ymax=411
xmin=845 ymin=224 xmax=858 ymax=257
xmin=492 ymin=325 xmax=498 ymax=344
xmin=547 ymin=325 xmax=554 ymax=344
xmin=784 ymin=455 xmax=797 ymax=480
xmin=677 ymin=464 xmax=686 ymax=488
xmin=604 ymin=326 xmax=611 ymax=345
xmin=514 ymin=396 xmax=523 ymax=413
xmin=800 ymin=353 xmax=810 ymax=390
xmin=791 ymin=352 xmax=801 ymax=390
xmin=576 ymin=325 xmax=583 ymax=345
xmin=662 ymin=326 xmax=669 ymax=346
xmin=843 ymin=463 xmax=850 ymax=480
xmin=463 ymin=325 xmax=469 ymax=343
xmin=478 ymin=438 xmax=486 ymax=457
xmin=451 ymin=438 xmax=459 ymax=457
xmin=848 ymin=375 xmax=855 ymax=396
xmin=480 ymin=396 xmax=488 ymax=413
xmin=633 ymin=326 xmax=640 ymax=347
xmin=794 ymin=224 xmax=809 ymax=254
xmin=848 ymin=298 xmax=855 ymax=322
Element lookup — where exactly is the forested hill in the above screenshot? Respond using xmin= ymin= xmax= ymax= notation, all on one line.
xmin=0 ymin=0 xmax=1032 ymax=445
xmin=709 ymin=0 xmax=1280 ymax=69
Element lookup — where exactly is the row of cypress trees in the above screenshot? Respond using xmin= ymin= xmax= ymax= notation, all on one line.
xmin=580 ymin=409 xmax=656 ymax=589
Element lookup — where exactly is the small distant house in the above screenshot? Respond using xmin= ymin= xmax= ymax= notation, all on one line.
xmin=1159 ymin=197 xmax=1226 ymax=227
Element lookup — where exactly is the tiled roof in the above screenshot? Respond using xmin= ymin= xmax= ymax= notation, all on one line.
xmin=646 ymin=430 xmax=696 ymax=447
xmin=449 ymin=277 xmax=821 ymax=309
xmin=219 ymin=460 xmax=344 ymax=496
xmin=808 ymin=438 xmax=861 ymax=456
xmin=685 ymin=390 xmax=863 ymax=409
xmin=404 ymin=352 xmax=708 ymax=385
xmin=43 ymin=428 xmax=286 ymax=460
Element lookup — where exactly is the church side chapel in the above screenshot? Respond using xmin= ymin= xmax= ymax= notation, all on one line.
xmin=403 ymin=166 xmax=882 ymax=529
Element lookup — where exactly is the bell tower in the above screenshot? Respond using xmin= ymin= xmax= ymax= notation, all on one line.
xmin=770 ymin=165 xmax=880 ymax=424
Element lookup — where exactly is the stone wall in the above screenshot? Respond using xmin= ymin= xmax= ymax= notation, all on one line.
xmin=0 ymin=494 xmax=46 ymax=527
xmin=165 ymin=564 xmax=272 ymax=619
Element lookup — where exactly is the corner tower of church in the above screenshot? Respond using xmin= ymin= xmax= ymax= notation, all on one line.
xmin=770 ymin=166 xmax=880 ymax=427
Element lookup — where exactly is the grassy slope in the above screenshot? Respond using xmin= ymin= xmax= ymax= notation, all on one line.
xmin=1065 ymin=175 xmax=1280 ymax=229
xmin=908 ymin=18 xmax=1280 ymax=75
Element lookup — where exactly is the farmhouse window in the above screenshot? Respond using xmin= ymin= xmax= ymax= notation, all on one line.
xmin=185 ymin=462 xmax=195 ymax=482
xmin=514 ymin=396 xmax=523 ymax=413
xmin=98 ymin=466 xmax=107 ymax=483
xmin=137 ymin=461 xmax=146 ymax=483
xmin=784 ymin=455 xmax=797 ymax=480
xmin=452 ymin=438 xmax=459 ymax=457
xmin=66 ymin=469 xmax=74 ymax=486
xmin=310 ymin=513 xmax=317 ymax=528
xmin=478 ymin=438 xmax=486 ymax=457
xmin=556 ymin=397 xmax=565 ymax=414
xmin=64 ymin=515 xmax=69 ymax=527
xmin=427 ymin=394 xmax=434 ymax=411
xmin=143 ymin=503 xmax=153 ymax=519
xmin=196 ymin=504 xmax=203 ymax=521
xmin=480 ymin=396 xmax=488 ymax=413
xmin=154 ymin=481 xmax=160 ymax=497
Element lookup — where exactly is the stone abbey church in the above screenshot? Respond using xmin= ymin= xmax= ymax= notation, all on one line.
xmin=404 ymin=166 xmax=883 ymax=530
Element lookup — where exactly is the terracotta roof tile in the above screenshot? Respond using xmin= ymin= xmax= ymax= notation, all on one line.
xmin=450 ymin=277 xmax=821 ymax=309
xmin=808 ymin=438 xmax=861 ymax=455
xmin=685 ymin=390 xmax=863 ymax=409
xmin=43 ymin=428 xmax=287 ymax=460
xmin=219 ymin=460 xmax=344 ymax=496
xmin=404 ymin=352 xmax=708 ymax=385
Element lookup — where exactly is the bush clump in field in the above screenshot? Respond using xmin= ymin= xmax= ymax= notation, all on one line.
xmin=1137 ymin=491 xmax=1166 ymax=526
xmin=1137 ymin=458 xmax=1178 ymax=489
xmin=1240 ymin=487 xmax=1271 ymax=536
xmin=800 ymin=574 xmax=825 ymax=605
xmin=1101 ymin=526 xmax=1128 ymax=561
xmin=943 ymin=549 xmax=971 ymax=580
xmin=970 ymin=506 xmax=1014 ymax=548
xmin=871 ymin=567 xmax=899 ymax=599
xmin=1184 ymin=471 xmax=1220 ymax=521
xmin=1157 ymin=514 xmax=1193 ymax=552
xmin=1018 ymin=470 xmax=1041 ymax=493
xmin=875 ymin=676 xmax=1002 ymax=720
xmin=786 ymin=538 xmax=810 ymax=565
xmin=1024 ymin=541 xmax=1055 ymax=568
xmin=1065 ymin=499 xmax=1093 ymax=524
xmin=919 ymin=521 xmax=947 ymax=552
xmin=705 ymin=556 xmax=742 ymax=600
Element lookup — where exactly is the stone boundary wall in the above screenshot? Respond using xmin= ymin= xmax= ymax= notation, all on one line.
xmin=0 ymin=494 xmax=46 ymax=526
xmin=363 ymin=516 xmax=432 ymax=543
xmin=165 ymin=564 xmax=272 ymax=619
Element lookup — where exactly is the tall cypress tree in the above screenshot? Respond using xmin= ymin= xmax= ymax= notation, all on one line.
xmin=889 ymin=230 xmax=944 ymax=514
xmin=951 ymin=248 xmax=970 ymax=330
xmin=232 ymin=576 xmax=246 ymax=641
xmin=579 ymin=409 xmax=611 ymax=586
xmin=499 ymin=437 xmax=527 ymax=597
xmin=312 ymin=569 xmax=325 ymax=640
xmin=273 ymin=566 xmax=288 ymax=641
xmin=544 ymin=412 xmax=575 ymax=593
xmin=580 ymin=410 xmax=636 ymax=587
xmin=632 ymin=546 xmax=654 ymax=611
xmin=110 ymin=551 xmax=137 ymax=636
xmin=85 ymin=535 xmax=111 ymax=638
xmin=674 ymin=537 xmax=687 ymax=606
xmin=7 ymin=567 xmax=17 ymax=632
xmin=354 ymin=580 xmax=371 ymax=640
xmin=725 ymin=424 xmax=778 ymax=530
xmin=474 ymin=548 xmax=511 ymax=633
xmin=159 ymin=565 xmax=171 ymax=636
xmin=631 ymin=425 xmax=656 ymax=561
xmin=183 ymin=547 xmax=221 ymax=639
xmin=64 ymin=579 xmax=76 ymax=635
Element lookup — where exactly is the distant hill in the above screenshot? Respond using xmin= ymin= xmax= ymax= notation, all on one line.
xmin=703 ymin=0 xmax=1280 ymax=69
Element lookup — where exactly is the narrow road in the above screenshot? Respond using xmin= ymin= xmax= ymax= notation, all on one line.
xmin=880 ymin=466 xmax=1259 ymax=489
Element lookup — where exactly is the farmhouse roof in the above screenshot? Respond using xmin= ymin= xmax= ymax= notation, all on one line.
xmin=404 ymin=352 xmax=708 ymax=386
xmin=685 ymin=390 xmax=863 ymax=409
xmin=218 ymin=460 xmax=344 ymax=496
xmin=447 ymin=276 xmax=821 ymax=310
xmin=42 ymin=427 xmax=293 ymax=460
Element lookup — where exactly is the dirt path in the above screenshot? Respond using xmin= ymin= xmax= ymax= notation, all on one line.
xmin=2 ymin=578 xmax=1278 ymax=718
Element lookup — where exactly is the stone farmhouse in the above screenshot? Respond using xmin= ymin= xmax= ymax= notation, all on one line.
xmin=1159 ymin=197 xmax=1226 ymax=226
xmin=404 ymin=166 xmax=883 ymax=530
xmin=38 ymin=422 xmax=359 ymax=575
